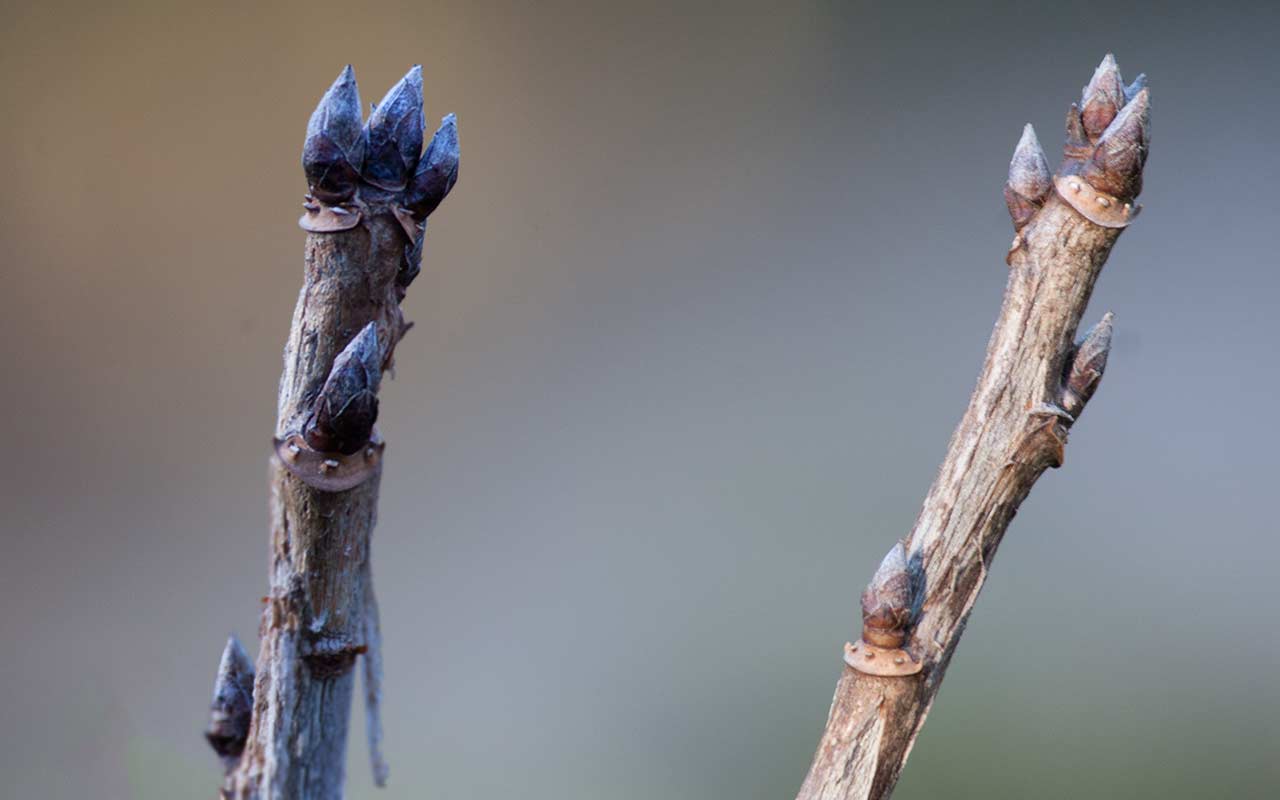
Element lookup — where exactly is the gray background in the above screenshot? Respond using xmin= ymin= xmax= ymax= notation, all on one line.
xmin=1 ymin=0 xmax=1276 ymax=797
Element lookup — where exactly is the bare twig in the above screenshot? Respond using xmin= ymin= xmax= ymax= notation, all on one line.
xmin=795 ymin=54 xmax=1149 ymax=800
xmin=206 ymin=65 xmax=458 ymax=799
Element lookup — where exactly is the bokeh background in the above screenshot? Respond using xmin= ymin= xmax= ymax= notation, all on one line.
xmin=2 ymin=0 xmax=1277 ymax=797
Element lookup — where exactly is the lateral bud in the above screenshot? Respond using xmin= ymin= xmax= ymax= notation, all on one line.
xmin=303 ymin=65 xmax=366 ymax=204
xmin=1004 ymin=124 xmax=1052 ymax=230
xmin=205 ymin=635 xmax=255 ymax=770
xmin=1082 ymin=88 xmax=1150 ymax=203
xmin=846 ymin=542 xmax=923 ymax=677
xmin=1079 ymin=53 xmax=1124 ymax=142
xmin=1061 ymin=312 xmax=1113 ymax=418
xmin=362 ymin=65 xmax=425 ymax=191
xmin=404 ymin=113 xmax=460 ymax=219
xmin=860 ymin=542 xmax=915 ymax=649
xmin=1124 ymin=73 xmax=1148 ymax=104
xmin=397 ymin=229 xmax=425 ymax=297
xmin=304 ymin=322 xmax=383 ymax=454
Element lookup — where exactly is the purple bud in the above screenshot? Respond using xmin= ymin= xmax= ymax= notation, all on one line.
xmin=362 ymin=66 xmax=425 ymax=191
xmin=303 ymin=66 xmax=366 ymax=204
xmin=206 ymin=635 xmax=255 ymax=769
xmin=404 ymin=113 xmax=460 ymax=219
xmin=305 ymin=323 xmax=383 ymax=454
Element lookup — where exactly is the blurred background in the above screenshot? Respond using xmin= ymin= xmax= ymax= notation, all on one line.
xmin=2 ymin=0 xmax=1277 ymax=797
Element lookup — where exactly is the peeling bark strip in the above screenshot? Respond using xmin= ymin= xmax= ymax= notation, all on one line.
xmin=213 ymin=65 xmax=458 ymax=800
xmin=796 ymin=55 xmax=1145 ymax=800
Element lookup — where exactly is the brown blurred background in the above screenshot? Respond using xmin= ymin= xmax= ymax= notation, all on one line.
xmin=2 ymin=0 xmax=1277 ymax=797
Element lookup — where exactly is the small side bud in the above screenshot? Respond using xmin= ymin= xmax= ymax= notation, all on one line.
xmin=404 ymin=113 xmax=460 ymax=219
xmin=397 ymin=230 xmax=424 ymax=297
xmin=304 ymin=323 xmax=383 ymax=454
xmin=1065 ymin=102 xmax=1089 ymax=151
xmin=206 ymin=635 xmax=255 ymax=770
xmin=1004 ymin=124 xmax=1052 ymax=230
xmin=860 ymin=542 xmax=915 ymax=649
xmin=1082 ymin=87 xmax=1150 ymax=202
xmin=303 ymin=66 xmax=366 ymax=204
xmin=1080 ymin=53 xmax=1125 ymax=142
xmin=362 ymin=66 xmax=425 ymax=191
xmin=1062 ymin=312 xmax=1114 ymax=417
xmin=1123 ymin=73 xmax=1147 ymax=104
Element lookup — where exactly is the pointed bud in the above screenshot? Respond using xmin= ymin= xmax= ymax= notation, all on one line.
xmin=1065 ymin=101 xmax=1089 ymax=151
xmin=860 ymin=542 xmax=917 ymax=649
xmin=206 ymin=635 xmax=255 ymax=769
xmin=362 ymin=66 xmax=425 ymax=191
xmin=1082 ymin=88 xmax=1149 ymax=202
xmin=305 ymin=323 xmax=383 ymax=454
xmin=405 ymin=113 xmax=459 ymax=219
xmin=1004 ymin=124 xmax=1052 ymax=230
xmin=1062 ymin=312 xmax=1113 ymax=417
xmin=1123 ymin=73 xmax=1147 ymax=104
xmin=397 ymin=230 xmax=424 ymax=297
xmin=303 ymin=66 xmax=366 ymax=204
xmin=1080 ymin=54 xmax=1125 ymax=141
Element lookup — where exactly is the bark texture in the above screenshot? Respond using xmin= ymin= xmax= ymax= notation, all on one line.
xmin=211 ymin=65 xmax=458 ymax=799
xmin=796 ymin=55 xmax=1149 ymax=800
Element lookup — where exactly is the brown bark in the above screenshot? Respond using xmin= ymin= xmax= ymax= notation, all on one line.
xmin=795 ymin=55 xmax=1149 ymax=800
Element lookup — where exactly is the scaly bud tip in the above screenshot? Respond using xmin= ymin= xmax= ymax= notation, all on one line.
xmin=1005 ymin=123 xmax=1052 ymax=229
xmin=304 ymin=323 xmax=383 ymax=454
xmin=1062 ymin=312 xmax=1114 ymax=416
xmin=1080 ymin=53 xmax=1125 ymax=141
xmin=206 ymin=635 xmax=255 ymax=767
xmin=1083 ymin=87 xmax=1149 ymax=202
xmin=860 ymin=542 xmax=915 ymax=648
xmin=362 ymin=65 xmax=425 ymax=191
xmin=406 ymin=113 xmax=460 ymax=219
xmin=303 ymin=65 xmax=366 ymax=204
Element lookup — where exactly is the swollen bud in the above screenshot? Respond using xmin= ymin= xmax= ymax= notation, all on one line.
xmin=303 ymin=66 xmax=366 ymax=204
xmin=1080 ymin=54 xmax=1124 ymax=142
xmin=1061 ymin=312 xmax=1113 ymax=417
xmin=362 ymin=66 xmax=425 ymax=191
xmin=1004 ymin=124 xmax=1052 ymax=230
xmin=304 ymin=323 xmax=383 ymax=454
xmin=1082 ymin=88 xmax=1150 ymax=202
xmin=205 ymin=635 xmax=255 ymax=770
xmin=404 ymin=113 xmax=460 ymax=219
xmin=860 ymin=542 xmax=915 ymax=649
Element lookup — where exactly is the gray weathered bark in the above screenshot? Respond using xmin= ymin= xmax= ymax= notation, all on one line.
xmin=795 ymin=55 xmax=1149 ymax=800
xmin=207 ymin=65 xmax=458 ymax=799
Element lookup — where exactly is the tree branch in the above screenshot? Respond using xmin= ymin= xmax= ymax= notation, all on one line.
xmin=795 ymin=54 xmax=1149 ymax=800
xmin=206 ymin=65 xmax=458 ymax=799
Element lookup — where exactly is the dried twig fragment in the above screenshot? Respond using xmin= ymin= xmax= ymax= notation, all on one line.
xmin=796 ymin=55 xmax=1149 ymax=800
xmin=222 ymin=65 xmax=459 ymax=800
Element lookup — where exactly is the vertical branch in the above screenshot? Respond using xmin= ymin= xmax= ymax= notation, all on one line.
xmin=207 ymin=65 xmax=459 ymax=799
xmin=796 ymin=54 xmax=1148 ymax=800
